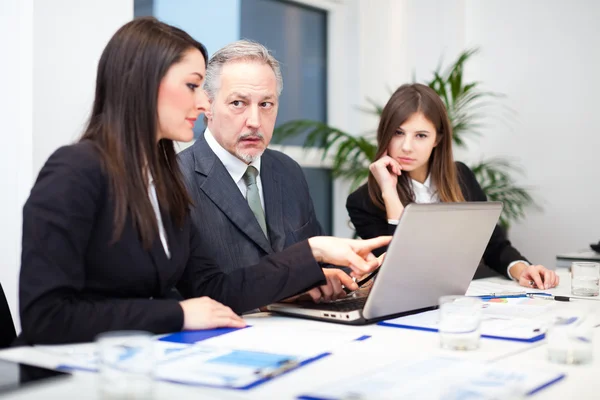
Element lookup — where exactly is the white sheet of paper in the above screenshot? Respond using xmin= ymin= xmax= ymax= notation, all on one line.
xmin=198 ymin=324 xmax=368 ymax=356
xmin=467 ymin=272 xmax=600 ymax=301
xmin=465 ymin=280 xmax=544 ymax=296
xmin=36 ymin=340 xmax=191 ymax=371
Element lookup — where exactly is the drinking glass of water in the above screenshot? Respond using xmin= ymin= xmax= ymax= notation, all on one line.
xmin=546 ymin=307 xmax=593 ymax=365
xmin=438 ymin=296 xmax=482 ymax=351
xmin=97 ymin=331 xmax=155 ymax=400
xmin=571 ymin=262 xmax=600 ymax=297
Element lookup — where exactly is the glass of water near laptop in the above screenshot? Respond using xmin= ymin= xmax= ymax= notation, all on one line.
xmin=97 ymin=331 xmax=155 ymax=400
xmin=438 ymin=296 xmax=483 ymax=351
xmin=546 ymin=307 xmax=594 ymax=365
xmin=571 ymin=262 xmax=600 ymax=297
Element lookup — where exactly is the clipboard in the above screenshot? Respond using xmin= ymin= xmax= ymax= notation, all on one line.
xmin=157 ymin=347 xmax=330 ymax=390
xmin=55 ymin=337 xmax=331 ymax=390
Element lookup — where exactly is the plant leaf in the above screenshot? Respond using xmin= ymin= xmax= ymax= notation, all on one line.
xmin=272 ymin=47 xmax=539 ymax=230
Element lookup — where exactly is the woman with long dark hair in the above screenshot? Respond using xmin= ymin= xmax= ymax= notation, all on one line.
xmin=18 ymin=17 xmax=389 ymax=345
xmin=346 ymin=83 xmax=557 ymax=289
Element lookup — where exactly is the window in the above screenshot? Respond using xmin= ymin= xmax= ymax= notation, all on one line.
xmin=133 ymin=0 xmax=152 ymax=17
xmin=133 ymin=0 xmax=333 ymax=234
xmin=241 ymin=0 xmax=327 ymax=146
xmin=240 ymin=0 xmax=331 ymax=232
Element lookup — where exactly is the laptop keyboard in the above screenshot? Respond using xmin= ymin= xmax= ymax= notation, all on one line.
xmin=300 ymin=296 xmax=367 ymax=312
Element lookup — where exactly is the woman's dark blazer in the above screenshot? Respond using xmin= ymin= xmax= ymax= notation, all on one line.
xmin=346 ymin=162 xmax=527 ymax=278
xmin=19 ymin=141 xmax=325 ymax=344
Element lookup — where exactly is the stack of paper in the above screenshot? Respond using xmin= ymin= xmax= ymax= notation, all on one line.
xmin=465 ymin=280 xmax=545 ymax=297
xmin=467 ymin=276 xmax=600 ymax=301
xmin=298 ymin=355 xmax=565 ymax=400
xmin=40 ymin=325 xmax=372 ymax=390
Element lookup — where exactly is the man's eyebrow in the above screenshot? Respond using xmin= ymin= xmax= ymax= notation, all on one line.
xmin=226 ymin=92 xmax=251 ymax=101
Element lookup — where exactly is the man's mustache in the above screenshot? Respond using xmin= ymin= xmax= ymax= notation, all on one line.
xmin=238 ymin=132 xmax=265 ymax=142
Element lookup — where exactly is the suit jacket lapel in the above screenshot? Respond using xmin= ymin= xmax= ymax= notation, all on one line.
xmin=261 ymin=153 xmax=285 ymax=252
xmin=192 ymin=136 xmax=273 ymax=254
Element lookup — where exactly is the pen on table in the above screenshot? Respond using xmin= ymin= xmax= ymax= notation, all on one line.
xmin=475 ymin=291 xmax=527 ymax=299
xmin=476 ymin=292 xmax=554 ymax=300
xmin=481 ymin=291 xmax=525 ymax=296
xmin=527 ymin=293 xmax=570 ymax=302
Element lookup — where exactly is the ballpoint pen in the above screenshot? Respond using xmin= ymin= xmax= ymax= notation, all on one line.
xmin=478 ymin=291 xmax=527 ymax=297
xmin=475 ymin=291 xmax=529 ymax=299
xmin=527 ymin=293 xmax=570 ymax=302
xmin=476 ymin=292 xmax=554 ymax=300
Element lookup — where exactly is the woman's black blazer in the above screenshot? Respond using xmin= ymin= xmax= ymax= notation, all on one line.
xmin=346 ymin=162 xmax=527 ymax=277
xmin=19 ymin=141 xmax=325 ymax=344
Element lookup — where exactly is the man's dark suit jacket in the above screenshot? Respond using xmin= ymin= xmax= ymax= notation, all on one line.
xmin=19 ymin=140 xmax=325 ymax=345
xmin=346 ymin=161 xmax=528 ymax=278
xmin=177 ymin=135 xmax=324 ymax=273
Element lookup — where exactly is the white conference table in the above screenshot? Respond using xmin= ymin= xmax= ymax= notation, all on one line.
xmin=1 ymin=269 xmax=599 ymax=400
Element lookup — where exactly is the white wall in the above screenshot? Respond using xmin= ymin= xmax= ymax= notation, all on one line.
xmin=332 ymin=0 xmax=410 ymax=238
xmin=33 ymin=1 xmax=133 ymax=175
xmin=0 ymin=0 xmax=33 ymax=334
xmin=324 ymin=0 xmax=362 ymax=238
xmin=0 ymin=0 xmax=133 ymax=333
xmin=463 ymin=0 xmax=600 ymax=267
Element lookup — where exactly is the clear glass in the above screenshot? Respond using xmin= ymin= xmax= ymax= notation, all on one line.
xmin=571 ymin=262 xmax=600 ymax=297
xmin=96 ymin=331 xmax=155 ymax=400
xmin=546 ymin=308 xmax=593 ymax=365
xmin=438 ymin=296 xmax=482 ymax=351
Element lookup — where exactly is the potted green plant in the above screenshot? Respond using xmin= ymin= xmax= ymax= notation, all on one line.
xmin=273 ymin=48 xmax=539 ymax=229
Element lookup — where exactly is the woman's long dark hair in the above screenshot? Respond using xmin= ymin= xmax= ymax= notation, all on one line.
xmin=368 ymin=83 xmax=464 ymax=210
xmin=81 ymin=17 xmax=208 ymax=248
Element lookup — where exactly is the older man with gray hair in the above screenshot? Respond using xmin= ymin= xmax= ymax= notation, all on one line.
xmin=178 ymin=40 xmax=357 ymax=303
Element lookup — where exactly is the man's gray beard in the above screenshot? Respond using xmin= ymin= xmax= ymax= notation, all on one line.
xmin=236 ymin=132 xmax=266 ymax=163
xmin=236 ymin=149 xmax=265 ymax=164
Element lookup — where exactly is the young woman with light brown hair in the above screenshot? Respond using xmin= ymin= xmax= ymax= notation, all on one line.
xmin=346 ymin=83 xmax=558 ymax=289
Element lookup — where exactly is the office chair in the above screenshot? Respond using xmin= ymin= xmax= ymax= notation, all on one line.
xmin=0 ymin=281 xmax=16 ymax=348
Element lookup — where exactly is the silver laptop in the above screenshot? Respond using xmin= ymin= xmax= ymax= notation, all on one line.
xmin=267 ymin=202 xmax=503 ymax=325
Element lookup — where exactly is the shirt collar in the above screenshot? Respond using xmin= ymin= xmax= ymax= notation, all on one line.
xmin=411 ymin=174 xmax=434 ymax=192
xmin=204 ymin=127 xmax=261 ymax=184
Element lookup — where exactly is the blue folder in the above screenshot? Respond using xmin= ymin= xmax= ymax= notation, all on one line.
xmin=158 ymin=326 xmax=249 ymax=344
xmin=377 ymin=319 xmax=545 ymax=343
